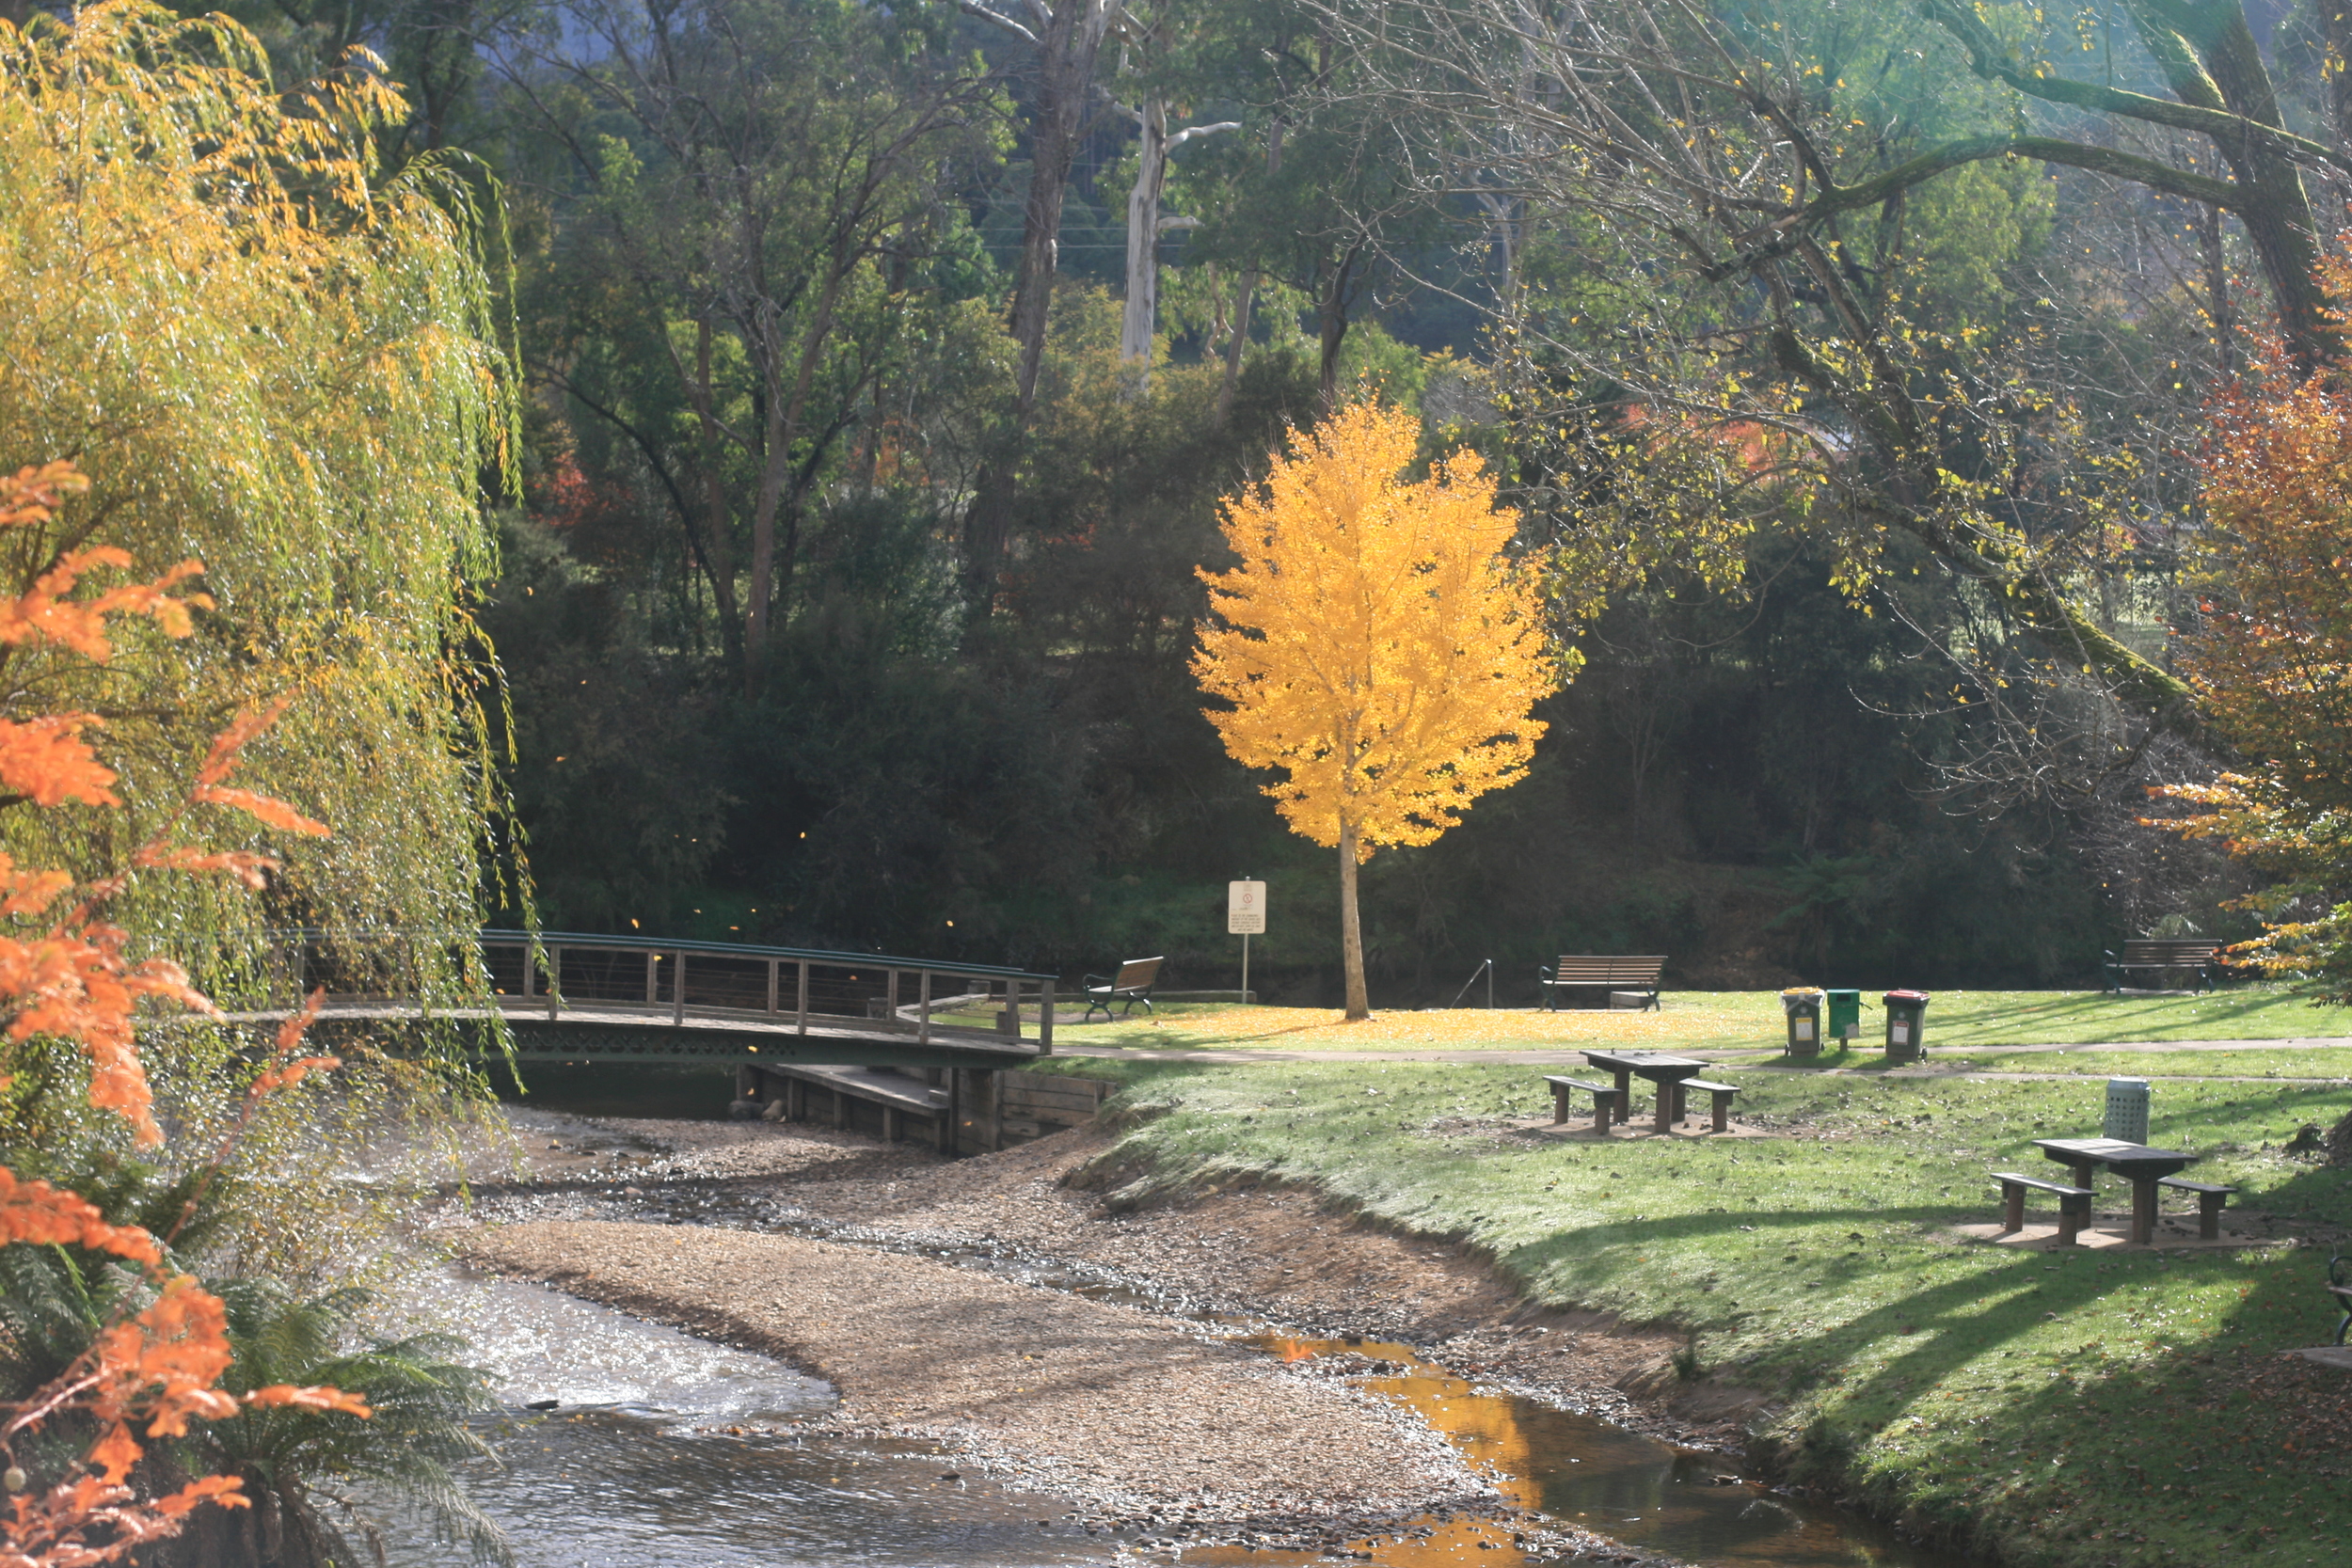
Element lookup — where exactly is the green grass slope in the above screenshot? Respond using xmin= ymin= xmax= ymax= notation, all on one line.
xmin=1049 ymin=1056 xmax=2352 ymax=1567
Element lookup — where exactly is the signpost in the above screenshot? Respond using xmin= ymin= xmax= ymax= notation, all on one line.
xmin=1228 ymin=879 xmax=1266 ymax=1003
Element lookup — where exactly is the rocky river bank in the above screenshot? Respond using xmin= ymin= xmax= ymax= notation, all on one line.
xmin=444 ymin=1112 xmax=1779 ymax=1562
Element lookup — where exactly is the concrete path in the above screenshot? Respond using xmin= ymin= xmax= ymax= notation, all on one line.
xmin=1053 ymin=1036 xmax=2352 ymax=1066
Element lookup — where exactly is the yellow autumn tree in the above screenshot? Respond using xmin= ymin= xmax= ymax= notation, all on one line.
xmin=1194 ymin=400 xmax=1562 ymax=1020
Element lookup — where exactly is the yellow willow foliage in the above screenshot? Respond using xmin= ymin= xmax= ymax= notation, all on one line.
xmin=0 ymin=2 xmax=517 ymax=1006
xmin=1194 ymin=401 xmax=1563 ymax=855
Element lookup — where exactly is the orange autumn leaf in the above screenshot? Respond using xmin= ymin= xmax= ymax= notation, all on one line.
xmin=243 ymin=1385 xmax=373 ymax=1418
xmin=88 ymin=1276 xmax=239 ymax=1447
xmin=131 ymin=845 xmax=279 ymax=890
xmin=194 ymin=696 xmax=293 ymax=788
xmin=150 ymin=1475 xmax=250 ymax=1519
xmin=0 ymin=461 xmax=90 ymax=528
xmin=189 ymin=785 xmax=328 ymax=838
xmin=0 ymin=1166 xmax=163 ymax=1266
xmin=0 ymin=928 xmax=220 ymax=1146
xmin=0 ymin=852 xmax=72 ymax=916
xmin=0 ymin=549 xmax=210 ymax=660
xmin=0 ymin=716 xmax=118 ymax=807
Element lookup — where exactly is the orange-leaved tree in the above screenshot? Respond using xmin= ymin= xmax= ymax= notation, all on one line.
xmin=2151 ymin=261 xmax=2352 ymax=1005
xmin=1194 ymin=400 xmax=1562 ymax=1019
xmin=0 ymin=462 xmax=364 ymax=1566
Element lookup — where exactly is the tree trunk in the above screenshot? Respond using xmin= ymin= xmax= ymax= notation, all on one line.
xmin=961 ymin=0 xmax=1118 ymax=605
xmin=686 ymin=317 xmax=746 ymax=665
xmin=1120 ymin=96 xmax=1169 ymax=392
xmin=745 ymin=247 xmax=848 ymax=690
xmin=2122 ymin=0 xmax=2330 ymax=369
xmin=1215 ymin=268 xmax=1257 ymax=426
xmin=1216 ymin=121 xmax=1280 ymax=428
xmin=1317 ymin=243 xmax=1361 ymax=416
xmin=1338 ymin=817 xmax=1370 ymax=1020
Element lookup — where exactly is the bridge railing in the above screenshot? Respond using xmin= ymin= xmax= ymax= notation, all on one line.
xmin=270 ymin=928 xmax=1058 ymax=1052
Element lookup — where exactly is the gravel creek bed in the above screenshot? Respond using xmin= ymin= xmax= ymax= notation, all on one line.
xmin=447 ymin=1110 xmax=1732 ymax=1561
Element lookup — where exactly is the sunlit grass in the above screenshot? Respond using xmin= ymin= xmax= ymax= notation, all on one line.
xmin=1047 ymin=1055 xmax=2352 ymax=1567
xmin=1052 ymin=985 xmax=2346 ymax=1054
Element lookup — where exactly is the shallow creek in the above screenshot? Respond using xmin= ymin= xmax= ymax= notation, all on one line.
xmin=378 ymin=1113 xmax=1978 ymax=1568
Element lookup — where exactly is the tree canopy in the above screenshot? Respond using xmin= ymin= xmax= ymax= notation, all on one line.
xmin=1194 ymin=400 xmax=1558 ymax=1015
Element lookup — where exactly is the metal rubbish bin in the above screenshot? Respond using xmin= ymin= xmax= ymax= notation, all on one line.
xmin=1825 ymin=988 xmax=1863 ymax=1046
xmin=2105 ymin=1077 xmax=2151 ymax=1143
xmin=1781 ymin=989 xmax=1825 ymax=1057
xmin=1883 ymin=990 xmax=1930 ymax=1061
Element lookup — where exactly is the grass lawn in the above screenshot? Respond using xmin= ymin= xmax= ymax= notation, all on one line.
xmin=1042 ymin=1054 xmax=2352 ymax=1568
xmin=1044 ymin=986 xmax=2349 ymax=1055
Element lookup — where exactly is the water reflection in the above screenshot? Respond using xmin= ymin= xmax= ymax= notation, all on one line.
xmin=1194 ymin=1336 xmax=1973 ymax=1568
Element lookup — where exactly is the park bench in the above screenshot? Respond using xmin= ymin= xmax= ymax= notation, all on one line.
xmin=1081 ymin=956 xmax=1163 ymax=1022
xmin=1673 ymin=1078 xmax=1742 ymax=1133
xmin=1993 ymin=1172 xmax=2094 ymax=1246
xmin=2103 ymin=939 xmax=2223 ymax=994
xmin=2156 ymin=1175 xmax=2236 ymax=1241
xmin=1543 ymin=1075 xmax=1620 ymax=1132
xmin=1538 ymin=955 xmax=1665 ymax=1011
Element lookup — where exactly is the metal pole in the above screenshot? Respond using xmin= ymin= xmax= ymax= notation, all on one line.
xmin=1241 ymin=933 xmax=1249 ymax=1005
xmin=1486 ymin=957 xmax=1494 ymax=1010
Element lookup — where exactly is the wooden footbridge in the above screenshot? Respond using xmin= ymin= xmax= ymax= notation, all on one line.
xmin=263 ymin=927 xmax=1059 ymax=1071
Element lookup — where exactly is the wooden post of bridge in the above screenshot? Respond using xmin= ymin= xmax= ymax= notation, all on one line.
xmin=644 ymin=951 xmax=659 ymax=1004
xmin=918 ymin=969 xmax=931 ymax=1045
xmin=546 ymin=945 xmax=562 ymax=1020
xmin=796 ymin=958 xmax=809 ymax=1034
xmin=1040 ymin=979 xmax=1055 ymax=1053
xmin=766 ymin=958 xmax=779 ymax=1016
xmin=672 ymin=950 xmax=687 ymax=1025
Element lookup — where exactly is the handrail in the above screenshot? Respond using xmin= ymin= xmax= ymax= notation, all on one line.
xmin=261 ymin=927 xmax=1057 ymax=1053
xmin=265 ymin=927 xmax=1057 ymax=981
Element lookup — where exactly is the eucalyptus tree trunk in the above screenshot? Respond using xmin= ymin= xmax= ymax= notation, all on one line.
xmin=1120 ymin=100 xmax=1236 ymax=395
xmin=958 ymin=0 xmax=1121 ymax=604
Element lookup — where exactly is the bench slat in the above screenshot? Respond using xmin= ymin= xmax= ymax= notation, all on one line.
xmin=1682 ymin=1079 xmax=1740 ymax=1094
xmin=1994 ymin=1172 xmax=2092 ymax=1196
xmin=2157 ymin=1177 xmax=2236 ymax=1195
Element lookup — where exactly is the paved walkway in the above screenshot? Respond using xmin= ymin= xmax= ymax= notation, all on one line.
xmin=1053 ymin=1036 xmax=2352 ymax=1069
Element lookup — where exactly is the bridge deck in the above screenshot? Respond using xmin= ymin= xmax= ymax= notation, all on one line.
xmin=254 ymin=928 xmax=1061 ymax=1070
xmin=271 ymin=1001 xmax=1048 ymax=1069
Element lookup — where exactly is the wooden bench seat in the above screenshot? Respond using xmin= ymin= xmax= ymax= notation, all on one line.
xmin=1994 ymin=1171 xmax=2094 ymax=1245
xmin=2157 ymin=1176 xmax=2237 ymax=1240
xmin=1081 ymin=956 xmax=1163 ymax=1022
xmin=2104 ymin=940 xmax=2223 ymax=994
xmin=1543 ymin=1075 xmax=1619 ymax=1132
xmin=1674 ymin=1078 xmax=1742 ymax=1133
xmin=1538 ymin=955 xmax=1665 ymax=1012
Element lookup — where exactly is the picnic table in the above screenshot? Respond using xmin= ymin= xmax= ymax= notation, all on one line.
xmin=2034 ymin=1137 xmax=2198 ymax=1245
xmin=1581 ymin=1049 xmax=1712 ymax=1133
